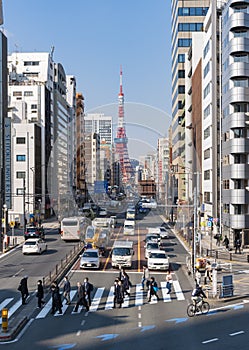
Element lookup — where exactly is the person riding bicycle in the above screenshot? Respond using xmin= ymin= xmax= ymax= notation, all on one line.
xmin=191 ymin=284 xmax=207 ymax=308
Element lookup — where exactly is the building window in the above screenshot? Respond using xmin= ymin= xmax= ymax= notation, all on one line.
xmin=204 ymin=83 xmax=210 ymax=99
xmin=204 ymin=41 xmax=210 ymax=58
xmin=16 ymin=188 xmax=24 ymax=195
xmin=178 ymin=38 xmax=192 ymax=47
xmin=16 ymin=155 xmax=26 ymax=162
xmin=234 ymin=204 xmax=242 ymax=215
xmin=204 ymin=170 xmax=210 ymax=180
xmin=178 ymin=85 xmax=185 ymax=94
xmin=16 ymin=137 xmax=26 ymax=144
xmin=204 ymin=192 xmax=211 ymax=203
xmin=233 ymin=128 xmax=245 ymax=138
xmin=24 ymin=61 xmax=39 ymax=66
xmin=31 ymin=104 xmax=37 ymax=109
xmin=233 ymin=103 xmax=249 ymax=113
xmin=23 ymin=72 xmax=39 ymax=78
xmin=24 ymin=91 xmax=34 ymax=96
xmin=178 ymin=54 xmax=185 ymax=63
xmin=16 ymin=171 xmax=26 ymax=179
xmin=178 ymin=70 xmax=185 ymax=78
xmin=223 ymin=155 xmax=229 ymax=165
xmin=223 ymin=179 xmax=229 ymax=189
xmin=204 ymin=104 xmax=211 ymax=118
xmin=233 ymin=77 xmax=249 ymax=87
xmin=233 ymin=28 xmax=248 ymax=38
xmin=204 ymin=126 xmax=210 ymax=139
xmin=204 ymin=148 xmax=210 ymax=160
xmin=233 ymin=53 xmax=249 ymax=63
xmin=223 ymin=204 xmax=230 ymax=214
xmin=204 ymin=62 xmax=210 ymax=78
xmin=234 ymin=154 xmax=246 ymax=164
xmin=234 ymin=179 xmax=243 ymax=189
xmin=13 ymin=91 xmax=22 ymax=97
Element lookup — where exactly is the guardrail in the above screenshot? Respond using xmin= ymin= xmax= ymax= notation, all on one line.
xmin=205 ymin=248 xmax=249 ymax=263
xmin=42 ymin=242 xmax=84 ymax=290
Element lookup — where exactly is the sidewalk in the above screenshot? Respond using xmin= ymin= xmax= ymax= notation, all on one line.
xmin=173 ymin=226 xmax=249 ymax=301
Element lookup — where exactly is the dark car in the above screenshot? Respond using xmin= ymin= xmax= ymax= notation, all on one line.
xmin=24 ymin=226 xmax=45 ymax=240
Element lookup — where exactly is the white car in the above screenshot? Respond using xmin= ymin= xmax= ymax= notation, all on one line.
xmin=144 ymin=241 xmax=160 ymax=259
xmin=80 ymin=248 xmax=100 ymax=269
xmin=158 ymin=226 xmax=170 ymax=239
xmin=145 ymin=233 xmax=161 ymax=245
xmin=22 ymin=238 xmax=47 ymax=255
xmin=147 ymin=249 xmax=169 ymax=271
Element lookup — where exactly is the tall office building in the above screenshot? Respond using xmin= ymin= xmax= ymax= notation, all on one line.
xmin=171 ymin=1 xmax=210 ymax=203
xmin=221 ymin=0 xmax=249 ymax=245
xmin=84 ymin=114 xmax=112 ymax=145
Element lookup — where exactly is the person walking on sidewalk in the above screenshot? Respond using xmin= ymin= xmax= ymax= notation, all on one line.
xmin=204 ymin=261 xmax=212 ymax=285
xmin=223 ymin=235 xmax=230 ymax=251
xmin=195 ymin=269 xmax=202 ymax=287
xmin=36 ymin=280 xmax=45 ymax=308
xmin=18 ymin=276 xmax=29 ymax=305
xmin=148 ymin=277 xmax=160 ymax=302
xmin=63 ymin=276 xmax=71 ymax=305
xmin=235 ymin=238 xmax=242 ymax=254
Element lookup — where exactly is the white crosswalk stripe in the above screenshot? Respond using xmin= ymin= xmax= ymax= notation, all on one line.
xmin=0 ymin=278 xmax=185 ymax=322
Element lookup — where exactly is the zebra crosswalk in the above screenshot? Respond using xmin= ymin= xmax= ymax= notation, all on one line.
xmin=0 ymin=279 xmax=186 ymax=322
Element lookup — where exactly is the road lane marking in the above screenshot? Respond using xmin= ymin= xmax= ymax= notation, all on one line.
xmin=122 ymin=294 xmax=129 ymax=308
xmin=135 ymin=284 xmax=143 ymax=306
xmin=105 ymin=286 xmax=114 ymax=310
xmin=81 ymin=320 xmax=85 ymax=326
xmin=137 ymin=224 xmax=141 ymax=272
xmin=12 ymin=268 xmax=24 ymax=277
xmin=76 ymin=330 xmax=81 ymax=336
xmin=172 ymin=280 xmax=185 ymax=301
xmin=229 ymin=331 xmax=245 ymax=336
xmin=161 ymin=281 xmax=171 ymax=302
xmin=89 ymin=287 xmax=105 ymax=312
xmin=55 ymin=290 xmax=77 ymax=316
xmin=36 ymin=297 xmax=53 ymax=319
xmin=202 ymin=338 xmax=218 ymax=344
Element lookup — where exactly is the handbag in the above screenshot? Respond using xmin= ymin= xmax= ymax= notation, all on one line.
xmin=153 ymin=286 xmax=159 ymax=292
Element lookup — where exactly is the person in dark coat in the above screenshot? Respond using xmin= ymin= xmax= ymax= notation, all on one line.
xmin=63 ymin=276 xmax=71 ymax=305
xmin=73 ymin=282 xmax=89 ymax=312
xmin=83 ymin=277 xmax=92 ymax=307
xmin=51 ymin=281 xmax=62 ymax=315
xmin=223 ymin=235 xmax=229 ymax=250
xmin=235 ymin=238 xmax=242 ymax=254
xmin=36 ymin=280 xmax=45 ymax=308
xmin=120 ymin=269 xmax=131 ymax=296
xmin=18 ymin=276 xmax=29 ymax=305
xmin=147 ymin=277 xmax=160 ymax=302
xmin=113 ymin=279 xmax=124 ymax=308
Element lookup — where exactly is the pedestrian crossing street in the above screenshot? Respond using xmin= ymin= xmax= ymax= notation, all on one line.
xmin=0 ymin=280 xmax=186 ymax=322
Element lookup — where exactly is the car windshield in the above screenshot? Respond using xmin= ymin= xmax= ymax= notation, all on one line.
xmin=147 ymin=243 xmax=159 ymax=249
xmin=113 ymin=248 xmax=131 ymax=256
xmin=83 ymin=251 xmax=98 ymax=258
xmin=85 ymin=227 xmax=94 ymax=239
xmin=147 ymin=235 xmax=157 ymax=240
xmin=62 ymin=220 xmax=78 ymax=226
xmin=24 ymin=241 xmax=37 ymax=246
xmin=27 ymin=228 xmax=37 ymax=232
xmin=150 ymin=252 xmax=166 ymax=259
xmin=125 ymin=225 xmax=134 ymax=229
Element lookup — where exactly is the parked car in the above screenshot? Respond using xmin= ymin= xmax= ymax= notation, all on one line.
xmin=22 ymin=238 xmax=47 ymax=255
xmin=80 ymin=248 xmax=100 ymax=269
xmin=24 ymin=226 xmax=45 ymax=240
xmin=147 ymin=249 xmax=169 ymax=271
xmin=144 ymin=241 xmax=160 ymax=259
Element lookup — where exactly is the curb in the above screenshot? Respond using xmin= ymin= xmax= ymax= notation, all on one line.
xmin=0 ymin=316 xmax=28 ymax=342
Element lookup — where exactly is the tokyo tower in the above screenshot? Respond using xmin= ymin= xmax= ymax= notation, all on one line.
xmin=114 ymin=66 xmax=133 ymax=183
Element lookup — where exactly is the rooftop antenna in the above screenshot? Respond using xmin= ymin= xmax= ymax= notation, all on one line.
xmin=50 ymin=46 xmax=55 ymax=60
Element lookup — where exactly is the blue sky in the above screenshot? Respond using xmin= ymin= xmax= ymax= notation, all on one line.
xmin=3 ymin=0 xmax=172 ymax=159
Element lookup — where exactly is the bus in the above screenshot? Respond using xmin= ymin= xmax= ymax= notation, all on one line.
xmin=60 ymin=216 xmax=91 ymax=241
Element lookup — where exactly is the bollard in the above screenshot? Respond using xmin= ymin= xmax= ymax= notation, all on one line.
xmin=2 ymin=308 xmax=8 ymax=332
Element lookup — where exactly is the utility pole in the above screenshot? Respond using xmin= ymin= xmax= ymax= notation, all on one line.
xmin=23 ymin=177 xmax=26 ymax=235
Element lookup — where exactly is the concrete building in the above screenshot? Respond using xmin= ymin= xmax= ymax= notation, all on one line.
xmin=221 ymin=0 xmax=249 ymax=244
xmin=7 ymin=52 xmax=76 ymax=223
xmin=157 ymin=137 xmax=170 ymax=204
xmin=170 ymin=0 xmax=210 ymax=203
xmin=84 ymin=133 xmax=100 ymax=193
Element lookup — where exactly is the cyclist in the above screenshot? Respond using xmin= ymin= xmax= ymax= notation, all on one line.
xmin=191 ymin=284 xmax=207 ymax=310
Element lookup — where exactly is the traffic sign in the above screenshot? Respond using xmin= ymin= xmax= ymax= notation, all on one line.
xmin=207 ymin=221 xmax=212 ymax=227
xmin=10 ymin=221 xmax=15 ymax=228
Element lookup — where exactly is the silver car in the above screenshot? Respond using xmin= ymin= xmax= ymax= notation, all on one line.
xmin=80 ymin=249 xmax=100 ymax=269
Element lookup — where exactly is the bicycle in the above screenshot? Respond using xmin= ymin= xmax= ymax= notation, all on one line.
xmin=187 ymin=298 xmax=210 ymax=317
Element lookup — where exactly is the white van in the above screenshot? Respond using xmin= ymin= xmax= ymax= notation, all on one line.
xmin=111 ymin=240 xmax=134 ymax=268
xmin=123 ymin=220 xmax=135 ymax=235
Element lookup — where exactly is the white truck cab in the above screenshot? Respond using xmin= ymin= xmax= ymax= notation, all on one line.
xmin=123 ymin=220 xmax=135 ymax=235
xmin=111 ymin=240 xmax=134 ymax=268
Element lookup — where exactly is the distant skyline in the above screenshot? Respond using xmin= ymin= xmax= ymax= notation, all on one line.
xmin=3 ymin=0 xmax=172 ymax=159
